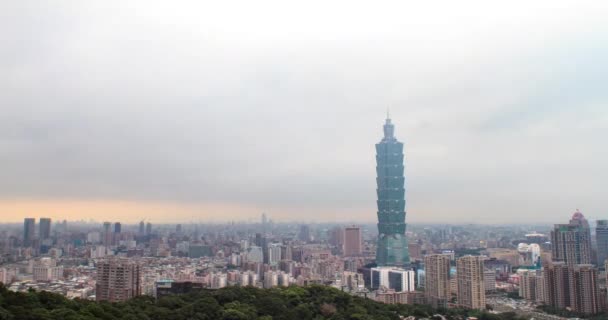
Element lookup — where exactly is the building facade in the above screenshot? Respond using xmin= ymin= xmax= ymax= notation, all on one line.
xmin=544 ymin=262 xmax=600 ymax=315
xmin=375 ymin=117 xmax=409 ymax=266
xmin=23 ymin=218 xmax=36 ymax=247
xmin=95 ymin=258 xmax=141 ymax=302
xmin=343 ymin=226 xmax=362 ymax=257
xmin=38 ymin=218 xmax=51 ymax=240
xmin=424 ymin=254 xmax=451 ymax=309
xmin=596 ymin=220 xmax=608 ymax=267
xmin=551 ymin=210 xmax=592 ymax=266
xmin=456 ymin=256 xmax=486 ymax=310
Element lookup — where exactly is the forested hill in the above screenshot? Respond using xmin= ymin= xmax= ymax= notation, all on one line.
xmin=0 ymin=284 xmax=523 ymax=320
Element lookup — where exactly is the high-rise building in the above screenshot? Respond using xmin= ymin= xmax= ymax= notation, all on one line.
xmin=39 ymin=218 xmax=51 ymax=240
xmin=299 ymin=225 xmax=311 ymax=242
xmin=544 ymin=262 xmax=600 ymax=315
xmin=247 ymin=246 xmax=263 ymax=263
xmin=113 ymin=222 xmax=121 ymax=234
xmin=138 ymin=221 xmax=145 ymax=235
xmin=267 ymin=243 xmax=282 ymax=266
xmin=551 ymin=210 xmax=592 ymax=266
xmin=96 ymin=258 xmax=141 ymax=302
xmin=371 ymin=267 xmax=415 ymax=292
xmin=102 ymin=222 xmax=112 ymax=246
xmin=387 ymin=269 xmax=416 ymax=292
xmin=146 ymin=222 xmax=152 ymax=236
xmin=456 ymin=256 xmax=486 ymax=310
xmin=329 ymin=226 xmax=344 ymax=248
xmin=375 ymin=117 xmax=409 ymax=266
xmin=424 ymin=254 xmax=451 ymax=309
xmin=519 ymin=269 xmax=542 ymax=301
xmin=23 ymin=218 xmax=36 ymax=246
xmin=343 ymin=226 xmax=362 ymax=257
xmin=261 ymin=213 xmax=268 ymax=233
xmin=595 ymin=220 xmax=608 ymax=268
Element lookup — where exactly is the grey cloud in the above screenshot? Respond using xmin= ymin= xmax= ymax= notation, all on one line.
xmin=1 ymin=1 xmax=608 ymax=223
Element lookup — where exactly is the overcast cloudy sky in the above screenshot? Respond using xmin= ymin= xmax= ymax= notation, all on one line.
xmin=1 ymin=1 xmax=607 ymax=224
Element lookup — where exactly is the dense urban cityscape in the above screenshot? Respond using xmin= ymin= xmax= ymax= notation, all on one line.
xmin=3 ymin=2 xmax=607 ymax=319
xmin=0 ymin=118 xmax=606 ymax=319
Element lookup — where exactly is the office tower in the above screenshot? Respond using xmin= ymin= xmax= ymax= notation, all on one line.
xmin=387 ymin=269 xmax=415 ymax=292
xmin=343 ymin=225 xmax=362 ymax=257
xmin=551 ymin=210 xmax=592 ymax=265
xmin=113 ymin=222 xmax=121 ymax=234
xmin=138 ymin=221 xmax=145 ymax=235
xmin=176 ymin=224 xmax=182 ymax=233
xmin=247 ymin=246 xmax=263 ymax=263
xmin=299 ymin=225 xmax=311 ymax=242
xmin=280 ymin=244 xmax=292 ymax=261
xmin=95 ymin=258 xmax=141 ymax=302
xmin=146 ymin=222 xmax=152 ymax=235
xmin=371 ymin=267 xmax=414 ymax=292
xmin=253 ymin=233 xmax=269 ymax=263
xmin=456 ymin=256 xmax=486 ymax=310
xmin=596 ymin=220 xmax=608 ymax=267
xmin=544 ymin=262 xmax=600 ymax=315
xmin=329 ymin=226 xmax=344 ymax=248
xmin=39 ymin=218 xmax=51 ymax=240
xmin=370 ymin=267 xmax=390 ymax=290
xmin=424 ymin=254 xmax=451 ymax=309
xmin=261 ymin=213 xmax=268 ymax=233
xmin=102 ymin=222 xmax=112 ymax=246
xmin=375 ymin=116 xmax=409 ymax=266
xmin=267 ymin=243 xmax=282 ymax=265
xmin=23 ymin=218 xmax=36 ymax=246
xmin=408 ymin=242 xmax=422 ymax=260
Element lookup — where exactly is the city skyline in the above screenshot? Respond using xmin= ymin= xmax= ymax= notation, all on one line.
xmin=2 ymin=2 xmax=608 ymax=224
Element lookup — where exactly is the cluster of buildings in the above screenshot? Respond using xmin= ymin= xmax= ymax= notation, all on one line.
xmin=0 ymin=117 xmax=606 ymax=319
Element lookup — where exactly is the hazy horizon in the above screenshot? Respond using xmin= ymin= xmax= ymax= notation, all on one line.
xmin=2 ymin=1 xmax=607 ymax=224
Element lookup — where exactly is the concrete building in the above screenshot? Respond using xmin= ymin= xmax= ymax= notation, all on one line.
xmin=456 ymin=256 xmax=486 ymax=310
xmin=95 ymin=258 xmax=141 ymax=302
xmin=263 ymin=271 xmax=278 ymax=288
xmin=371 ymin=267 xmax=415 ymax=292
xmin=102 ymin=222 xmax=112 ymax=247
xmin=267 ymin=243 xmax=282 ymax=266
xmin=39 ymin=218 xmax=51 ymax=240
xmin=551 ymin=210 xmax=592 ymax=266
xmin=23 ymin=218 xmax=36 ymax=246
xmin=343 ymin=226 xmax=362 ymax=257
xmin=483 ymin=269 xmax=496 ymax=293
xmin=544 ymin=262 xmax=600 ymax=315
xmin=596 ymin=220 xmax=608 ymax=268
xmin=424 ymin=254 xmax=451 ymax=309
xmin=33 ymin=258 xmax=63 ymax=282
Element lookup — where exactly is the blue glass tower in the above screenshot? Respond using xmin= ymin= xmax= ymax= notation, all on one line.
xmin=375 ymin=117 xmax=409 ymax=266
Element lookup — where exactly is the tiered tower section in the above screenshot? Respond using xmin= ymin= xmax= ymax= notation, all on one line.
xmin=375 ymin=117 xmax=409 ymax=266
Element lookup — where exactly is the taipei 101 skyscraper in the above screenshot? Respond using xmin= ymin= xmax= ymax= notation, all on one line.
xmin=375 ymin=116 xmax=410 ymax=266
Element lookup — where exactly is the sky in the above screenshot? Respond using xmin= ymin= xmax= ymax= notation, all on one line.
xmin=1 ymin=1 xmax=608 ymax=224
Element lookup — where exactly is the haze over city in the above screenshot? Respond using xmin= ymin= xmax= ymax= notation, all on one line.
xmin=2 ymin=1 xmax=608 ymax=224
